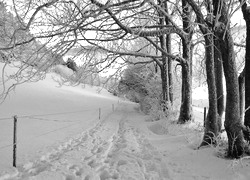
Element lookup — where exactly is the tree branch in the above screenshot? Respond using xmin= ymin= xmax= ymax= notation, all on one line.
xmin=144 ymin=36 xmax=186 ymax=64
xmin=91 ymin=0 xmax=189 ymax=39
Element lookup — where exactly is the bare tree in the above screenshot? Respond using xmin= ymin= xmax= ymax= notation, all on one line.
xmin=213 ymin=0 xmax=244 ymax=157
xmin=186 ymin=0 xmax=219 ymax=146
xmin=186 ymin=0 xmax=245 ymax=157
xmin=0 ymin=1 xmax=64 ymax=102
xmin=177 ymin=0 xmax=193 ymax=123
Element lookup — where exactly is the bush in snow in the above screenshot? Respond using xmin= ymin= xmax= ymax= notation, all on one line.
xmin=118 ymin=64 xmax=164 ymax=119
xmin=118 ymin=63 xmax=180 ymax=121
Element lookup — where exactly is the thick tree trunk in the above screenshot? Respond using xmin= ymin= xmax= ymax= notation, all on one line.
xmin=160 ymin=62 xmax=169 ymax=110
xmin=178 ymin=61 xmax=192 ymax=123
xmin=200 ymin=34 xmax=218 ymax=146
xmin=213 ymin=0 xmax=244 ymax=158
xmin=217 ymin=28 xmax=244 ymax=158
xmin=244 ymin=18 xmax=250 ymax=128
xmin=213 ymin=0 xmax=225 ymax=132
xmin=158 ymin=0 xmax=170 ymax=111
xmin=159 ymin=35 xmax=170 ymax=110
xmin=178 ymin=0 xmax=193 ymax=123
xmin=241 ymin=2 xmax=250 ymax=142
xmin=214 ymin=39 xmax=224 ymax=132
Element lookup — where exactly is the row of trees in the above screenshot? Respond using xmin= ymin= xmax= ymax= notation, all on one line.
xmin=0 ymin=0 xmax=249 ymax=158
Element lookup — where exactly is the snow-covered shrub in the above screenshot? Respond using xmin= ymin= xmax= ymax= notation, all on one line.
xmin=146 ymin=98 xmax=166 ymax=120
xmin=118 ymin=64 xmax=163 ymax=116
xmin=52 ymin=63 xmax=101 ymax=86
xmin=118 ymin=64 xmax=149 ymax=103
xmin=118 ymin=61 xmax=181 ymax=121
xmin=52 ymin=64 xmax=75 ymax=78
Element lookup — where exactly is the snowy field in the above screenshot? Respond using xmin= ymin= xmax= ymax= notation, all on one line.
xmin=0 ymin=64 xmax=120 ymax=176
xmin=0 ymin=64 xmax=250 ymax=179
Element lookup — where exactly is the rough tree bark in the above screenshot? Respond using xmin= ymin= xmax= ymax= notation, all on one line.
xmin=178 ymin=61 xmax=192 ymax=123
xmin=201 ymin=33 xmax=219 ymax=146
xmin=212 ymin=0 xmax=225 ymax=128
xmin=214 ymin=39 xmax=224 ymax=132
xmin=178 ymin=0 xmax=193 ymax=123
xmin=160 ymin=59 xmax=170 ymax=109
xmin=219 ymin=30 xmax=244 ymax=157
xmin=197 ymin=0 xmax=219 ymax=146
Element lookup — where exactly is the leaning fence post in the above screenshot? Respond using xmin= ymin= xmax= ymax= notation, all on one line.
xmin=13 ymin=115 xmax=17 ymax=167
xmin=99 ymin=108 xmax=101 ymax=120
xmin=204 ymin=107 xmax=207 ymax=127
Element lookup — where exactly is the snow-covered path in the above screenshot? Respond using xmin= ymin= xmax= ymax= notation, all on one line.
xmin=2 ymin=102 xmax=250 ymax=180
xmin=2 ymin=103 xmax=169 ymax=180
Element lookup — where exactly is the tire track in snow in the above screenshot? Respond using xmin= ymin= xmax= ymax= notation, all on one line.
xmin=1 ymin=103 xmax=171 ymax=180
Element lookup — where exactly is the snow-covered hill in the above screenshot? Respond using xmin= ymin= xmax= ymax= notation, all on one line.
xmin=0 ymin=64 xmax=119 ymax=175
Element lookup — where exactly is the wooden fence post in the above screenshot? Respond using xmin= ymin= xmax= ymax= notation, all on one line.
xmin=13 ymin=115 xmax=17 ymax=167
xmin=99 ymin=108 xmax=101 ymax=120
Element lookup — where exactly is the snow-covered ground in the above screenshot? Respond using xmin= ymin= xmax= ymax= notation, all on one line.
xmin=0 ymin=64 xmax=119 ymax=175
xmin=0 ymin=64 xmax=250 ymax=180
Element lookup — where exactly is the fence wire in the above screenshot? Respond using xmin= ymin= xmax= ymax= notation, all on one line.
xmin=0 ymin=103 xmax=117 ymax=151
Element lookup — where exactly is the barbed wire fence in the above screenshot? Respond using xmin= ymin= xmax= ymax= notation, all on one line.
xmin=0 ymin=100 xmax=120 ymax=167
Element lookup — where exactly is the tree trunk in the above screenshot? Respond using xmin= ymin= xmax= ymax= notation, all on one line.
xmin=241 ymin=1 xmax=250 ymax=142
xmin=238 ymin=68 xmax=245 ymax=122
xmin=160 ymin=62 xmax=169 ymax=110
xmin=178 ymin=61 xmax=192 ymax=123
xmin=178 ymin=0 xmax=193 ymax=123
xmin=216 ymin=27 xmax=244 ymax=158
xmin=164 ymin=2 xmax=173 ymax=105
xmin=167 ymin=34 xmax=173 ymax=105
xmin=158 ymin=0 xmax=170 ymax=111
xmin=212 ymin=0 xmax=225 ymax=132
xmin=200 ymin=34 xmax=218 ymax=146
xmin=214 ymin=39 xmax=224 ymax=132
xmin=159 ymin=35 xmax=170 ymax=111
xmin=212 ymin=0 xmax=244 ymax=158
